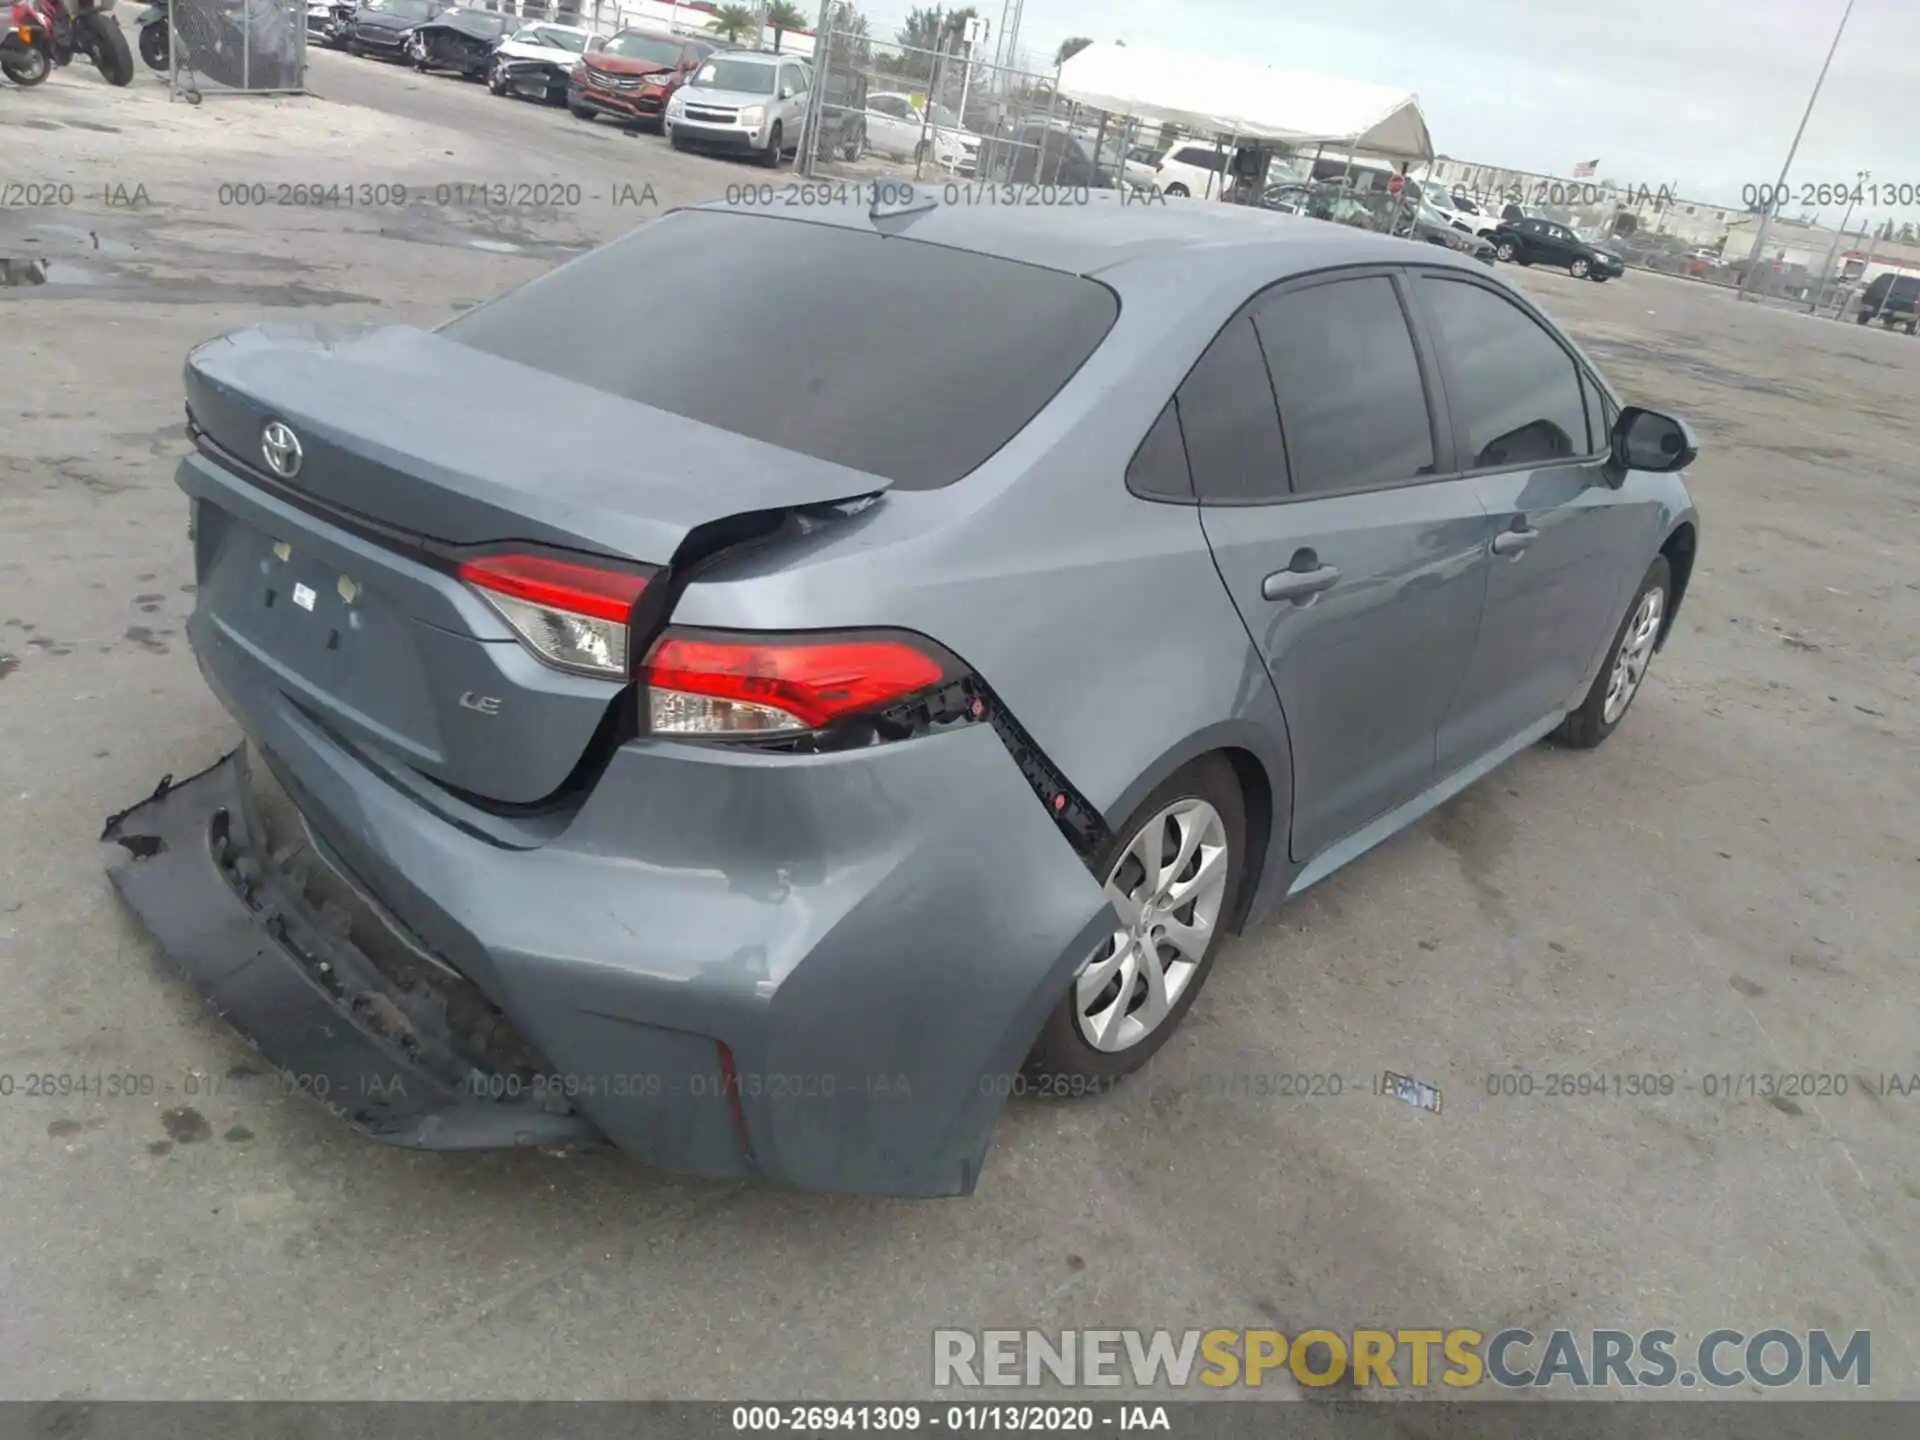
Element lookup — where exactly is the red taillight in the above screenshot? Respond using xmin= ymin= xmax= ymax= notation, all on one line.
xmin=643 ymin=630 xmax=949 ymax=735
xmin=458 ymin=552 xmax=649 ymax=679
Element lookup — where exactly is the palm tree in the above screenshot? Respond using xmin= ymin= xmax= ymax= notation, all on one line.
xmin=1055 ymin=35 xmax=1091 ymax=65
xmin=711 ymin=2 xmax=757 ymax=42
xmin=766 ymin=0 xmax=807 ymax=52
xmin=895 ymin=5 xmax=940 ymax=52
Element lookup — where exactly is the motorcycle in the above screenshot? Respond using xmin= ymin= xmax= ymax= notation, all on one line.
xmin=14 ymin=0 xmax=134 ymax=84
xmin=1 ymin=0 xmax=54 ymax=84
xmin=152 ymin=0 xmax=297 ymax=88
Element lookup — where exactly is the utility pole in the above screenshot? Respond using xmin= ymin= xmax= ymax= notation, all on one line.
xmin=1739 ymin=0 xmax=1857 ymax=302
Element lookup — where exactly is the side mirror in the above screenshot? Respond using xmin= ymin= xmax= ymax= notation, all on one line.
xmin=1612 ymin=406 xmax=1696 ymax=474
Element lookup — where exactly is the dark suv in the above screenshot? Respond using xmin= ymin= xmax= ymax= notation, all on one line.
xmin=1490 ymin=216 xmax=1625 ymax=282
xmin=1856 ymin=273 xmax=1920 ymax=334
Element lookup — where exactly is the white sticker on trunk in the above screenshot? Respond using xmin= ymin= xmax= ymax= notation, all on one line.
xmin=292 ymin=583 xmax=317 ymax=612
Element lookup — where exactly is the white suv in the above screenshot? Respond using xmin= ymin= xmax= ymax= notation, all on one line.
xmin=665 ymin=51 xmax=811 ymax=167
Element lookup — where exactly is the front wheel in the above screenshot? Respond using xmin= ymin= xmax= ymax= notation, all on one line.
xmin=1494 ymin=239 xmax=1516 ymax=262
xmin=568 ymin=102 xmax=593 ymax=120
xmin=1 ymin=46 xmax=50 ymax=84
xmin=839 ymin=121 xmax=864 ymax=162
xmin=1570 ymin=256 xmax=1590 ymax=278
xmin=1023 ymin=757 xmax=1246 ymax=1082
xmin=1591 ymin=274 xmax=1610 ymax=284
xmin=1553 ymin=556 xmax=1671 ymax=749
xmin=486 ymin=62 xmax=505 ymax=93
xmin=137 ymin=20 xmax=167 ymax=70
xmin=1164 ymin=182 xmax=1189 ymax=197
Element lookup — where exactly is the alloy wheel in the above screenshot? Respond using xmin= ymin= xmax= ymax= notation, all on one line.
xmin=1602 ymin=586 xmax=1664 ymax=725
xmin=1073 ymin=798 xmax=1230 ymax=1054
xmin=1496 ymin=240 xmax=1515 ymax=261
xmin=1571 ymin=257 xmax=1590 ymax=278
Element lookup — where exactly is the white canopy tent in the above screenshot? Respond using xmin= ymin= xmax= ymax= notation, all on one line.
xmin=1053 ymin=41 xmax=1434 ymax=163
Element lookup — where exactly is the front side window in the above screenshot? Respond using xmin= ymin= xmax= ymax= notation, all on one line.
xmin=1251 ymin=277 xmax=1434 ymax=496
xmin=1418 ymin=277 xmax=1590 ymax=469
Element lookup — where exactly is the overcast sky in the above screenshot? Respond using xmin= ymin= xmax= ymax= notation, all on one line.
xmin=915 ymin=0 xmax=1919 ymax=224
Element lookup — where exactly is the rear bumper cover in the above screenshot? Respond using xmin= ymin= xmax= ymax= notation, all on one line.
xmin=107 ymin=616 xmax=1111 ymax=1195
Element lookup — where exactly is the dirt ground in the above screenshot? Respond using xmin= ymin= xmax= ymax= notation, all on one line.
xmin=1 ymin=53 xmax=1916 ymax=1401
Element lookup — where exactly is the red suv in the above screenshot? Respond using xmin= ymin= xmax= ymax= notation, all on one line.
xmin=568 ymin=28 xmax=714 ymax=129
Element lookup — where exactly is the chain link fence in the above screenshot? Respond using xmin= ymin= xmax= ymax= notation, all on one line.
xmin=799 ymin=28 xmax=1069 ymax=185
xmin=167 ymin=0 xmax=306 ymax=99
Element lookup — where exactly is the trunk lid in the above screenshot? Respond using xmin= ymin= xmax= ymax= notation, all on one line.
xmin=181 ymin=322 xmax=892 ymax=807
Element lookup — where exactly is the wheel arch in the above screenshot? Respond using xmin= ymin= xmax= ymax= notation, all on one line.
xmin=1657 ymin=519 xmax=1698 ymax=648
xmin=1098 ymin=719 xmax=1293 ymax=939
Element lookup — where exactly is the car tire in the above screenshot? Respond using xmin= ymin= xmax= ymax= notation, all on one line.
xmin=840 ymin=121 xmax=865 ymax=162
xmin=1552 ymin=555 xmax=1672 ymax=750
xmin=1570 ymin=257 xmax=1590 ymax=278
xmin=1494 ymin=239 xmax=1516 ymax=262
xmin=1591 ymin=274 xmax=1609 ymax=284
xmin=568 ymin=102 xmax=593 ymax=120
xmin=1907 ymin=320 xmax=1918 ymax=336
xmin=1856 ymin=312 xmax=1872 ymax=325
xmin=760 ymin=120 xmax=783 ymax=167
xmin=1023 ymin=756 xmax=1247 ymax=1084
xmin=486 ymin=62 xmax=505 ymax=93
xmin=1165 ymin=182 xmax=1189 ymax=197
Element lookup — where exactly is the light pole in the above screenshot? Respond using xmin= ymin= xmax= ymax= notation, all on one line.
xmin=1738 ymin=0 xmax=1857 ymax=302
xmin=1812 ymin=169 xmax=1868 ymax=312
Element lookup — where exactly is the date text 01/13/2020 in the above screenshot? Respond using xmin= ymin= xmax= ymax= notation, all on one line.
xmin=729 ymin=1405 xmax=1173 ymax=1431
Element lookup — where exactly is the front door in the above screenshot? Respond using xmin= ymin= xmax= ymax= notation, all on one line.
xmin=1407 ymin=269 xmax=1656 ymax=768
xmin=1188 ymin=270 xmax=1492 ymax=863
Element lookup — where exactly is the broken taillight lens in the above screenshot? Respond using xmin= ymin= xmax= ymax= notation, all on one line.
xmin=642 ymin=629 xmax=951 ymax=736
xmin=458 ymin=553 xmax=650 ymax=679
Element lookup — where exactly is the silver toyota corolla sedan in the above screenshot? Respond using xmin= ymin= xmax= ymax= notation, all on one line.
xmin=104 ymin=193 xmax=1700 ymax=1196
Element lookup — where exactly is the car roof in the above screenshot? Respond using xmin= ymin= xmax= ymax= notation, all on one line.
xmin=687 ymin=191 xmax=1491 ymax=285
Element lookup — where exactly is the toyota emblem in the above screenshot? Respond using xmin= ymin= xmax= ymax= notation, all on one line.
xmin=261 ymin=421 xmax=303 ymax=480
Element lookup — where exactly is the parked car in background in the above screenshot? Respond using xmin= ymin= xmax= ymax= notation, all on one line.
xmin=1155 ymin=142 xmax=1235 ymax=198
xmin=1386 ymin=194 xmax=1499 ymax=264
xmin=110 ymin=195 xmax=1699 ymax=1199
xmin=1855 ymin=272 xmax=1920 ymax=333
xmin=568 ymin=27 xmax=715 ymax=130
xmin=663 ymin=50 xmax=810 ymax=165
xmin=1122 ymin=144 xmax=1162 ymax=191
xmin=864 ymin=92 xmax=980 ymax=173
xmin=343 ymin=0 xmax=441 ymax=60
xmin=1261 ymin=181 xmax=1377 ymax=227
xmin=487 ymin=19 xmax=589 ymax=103
xmin=992 ymin=122 xmax=1124 ymax=189
xmin=308 ymin=0 xmax=355 ymax=48
xmin=404 ymin=6 xmax=518 ymax=79
xmin=1491 ymin=216 xmax=1625 ymax=280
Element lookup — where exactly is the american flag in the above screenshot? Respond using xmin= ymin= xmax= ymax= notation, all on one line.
xmin=1572 ymin=159 xmax=1599 ymax=178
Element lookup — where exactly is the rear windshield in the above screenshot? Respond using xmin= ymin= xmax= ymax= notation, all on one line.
xmin=442 ymin=209 xmax=1119 ymax=490
xmin=693 ymin=57 xmax=776 ymax=92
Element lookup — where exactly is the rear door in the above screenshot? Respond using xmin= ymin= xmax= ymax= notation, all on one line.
xmin=1189 ymin=268 xmax=1493 ymax=863
xmin=1408 ymin=268 xmax=1657 ymax=768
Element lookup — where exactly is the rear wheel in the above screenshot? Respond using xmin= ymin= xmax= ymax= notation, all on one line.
xmin=1023 ymin=757 xmax=1245 ymax=1082
xmin=81 ymin=14 xmax=135 ymax=85
xmin=1856 ymin=311 xmax=1872 ymax=325
xmin=1570 ymin=256 xmax=1590 ymax=279
xmin=1553 ymin=556 xmax=1671 ymax=749
xmin=1165 ymin=182 xmax=1189 ymax=197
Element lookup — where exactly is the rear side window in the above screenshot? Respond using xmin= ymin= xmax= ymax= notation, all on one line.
xmin=1126 ymin=401 xmax=1193 ymax=502
xmin=443 ymin=209 xmax=1119 ymax=490
xmin=1175 ymin=316 xmax=1287 ymax=503
xmin=1418 ymin=277 xmax=1590 ymax=469
xmin=1251 ymin=276 xmax=1434 ymax=495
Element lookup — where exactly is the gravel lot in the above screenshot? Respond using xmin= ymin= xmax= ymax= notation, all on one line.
xmin=1 ymin=52 xmax=1917 ymax=1402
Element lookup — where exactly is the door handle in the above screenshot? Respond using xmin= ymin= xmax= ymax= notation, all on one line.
xmin=1490 ymin=527 xmax=1537 ymax=557
xmin=1262 ymin=564 xmax=1341 ymax=603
